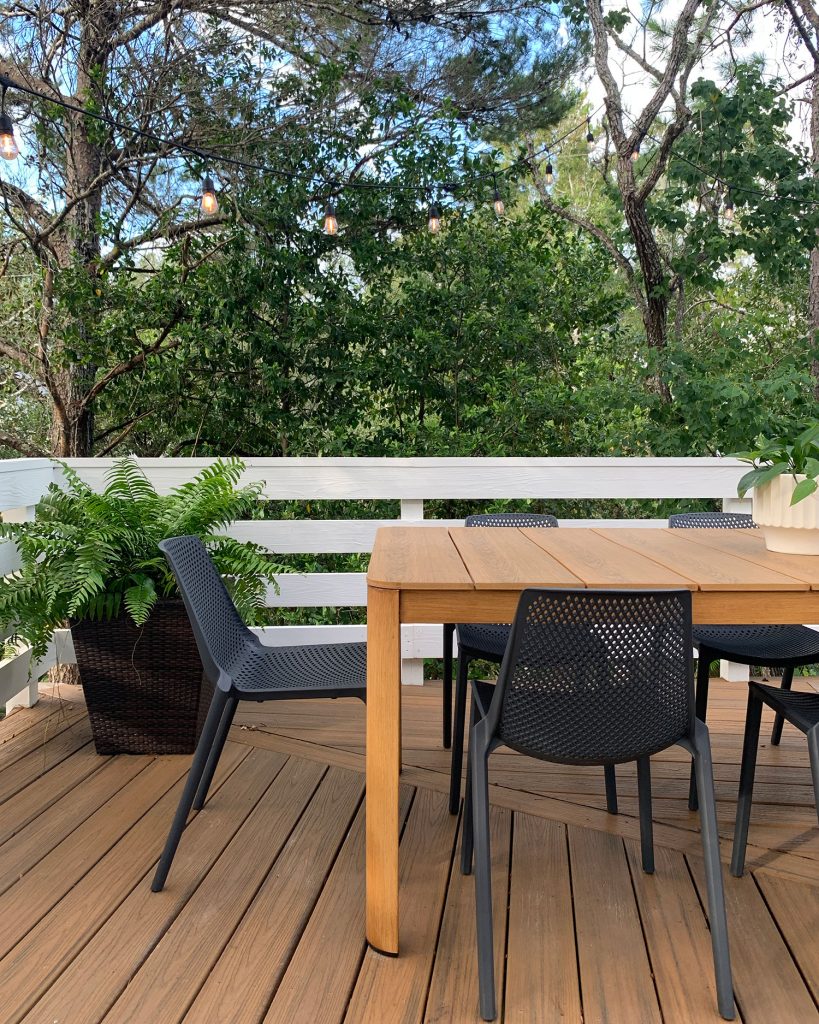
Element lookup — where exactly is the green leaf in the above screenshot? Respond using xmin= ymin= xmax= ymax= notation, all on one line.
xmin=790 ymin=477 xmax=818 ymax=506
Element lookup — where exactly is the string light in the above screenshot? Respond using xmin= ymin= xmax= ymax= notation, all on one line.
xmin=0 ymin=85 xmax=18 ymax=161
xmin=545 ymin=160 xmax=554 ymax=186
xmin=586 ymin=118 xmax=594 ymax=150
xmin=200 ymin=174 xmax=218 ymax=214
xmin=324 ymin=199 xmax=338 ymax=235
xmin=630 ymin=137 xmax=641 ymax=163
xmin=427 ymin=201 xmax=441 ymax=234
xmin=492 ymin=177 xmax=505 ymax=218
xmin=723 ymin=190 xmax=734 ymax=222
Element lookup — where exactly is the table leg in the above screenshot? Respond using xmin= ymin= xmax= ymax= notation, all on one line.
xmin=366 ymin=584 xmax=401 ymax=955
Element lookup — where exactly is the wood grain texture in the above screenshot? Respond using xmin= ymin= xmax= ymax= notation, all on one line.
xmin=689 ymin=854 xmax=819 ymax=1024
xmin=569 ymin=826 xmax=663 ymax=1024
xmin=596 ymin=528 xmax=809 ymax=591
xmin=448 ymin=527 xmax=582 ymax=590
xmin=368 ymin=527 xmax=472 ymax=590
xmin=424 ymin=806 xmax=512 ymax=1024
xmin=366 ymin=584 xmax=402 ymax=955
xmin=672 ymin=528 xmax=819 ymax=588
xmin=102 ymin=756 xmax=324 ymax=1023
xmin=505 ymin=816 xmax=582 ymax=1024
xmin=523 ymin=526 xmax=695 ymax=590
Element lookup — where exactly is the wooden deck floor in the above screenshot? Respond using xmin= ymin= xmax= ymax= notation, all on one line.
xmin=0 ymin=677 xmax=817 ymax=1024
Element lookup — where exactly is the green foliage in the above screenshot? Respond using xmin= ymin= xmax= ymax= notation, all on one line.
xmin=0 ymin=458 xmax=280 ymax=661
xmin=653 ymin=64 xmax=819 ymax=292
xmin=732 ymin=424 xmax=819 ymax=505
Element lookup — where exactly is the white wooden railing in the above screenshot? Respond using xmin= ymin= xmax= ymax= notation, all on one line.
xmin=0 ymin=455 xmax=752 ymax=711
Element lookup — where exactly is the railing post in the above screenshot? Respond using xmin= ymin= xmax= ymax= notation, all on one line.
xmin=399 ymin=499 xmax=426 ymax=684
xmin=2 ymin=505 xmax=40 ymax=711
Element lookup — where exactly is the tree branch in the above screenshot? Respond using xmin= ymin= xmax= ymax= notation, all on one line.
xmin=0 ymin=431 xmax=48 ymax=457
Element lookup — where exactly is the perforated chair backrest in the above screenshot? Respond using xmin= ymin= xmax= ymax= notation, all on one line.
xmin=159 ymin=536 xmax=251 ymax=682
xmin=489 ymin=588 xmax=694 ymax=764
xmin=669 ymin=512 xmax=756 ymax=529
xmin=465 ymin=512 xmax=558 ymax=528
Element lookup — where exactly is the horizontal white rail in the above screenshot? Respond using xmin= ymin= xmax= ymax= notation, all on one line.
xmin=0 ymin=455 xmax=753 ymax=703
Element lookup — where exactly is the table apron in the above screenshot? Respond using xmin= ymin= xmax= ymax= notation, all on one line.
xmin=399 ymin=588 xmax=819 ymax=625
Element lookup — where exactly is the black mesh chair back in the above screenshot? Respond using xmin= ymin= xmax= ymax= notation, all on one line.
xmin=159 ymin=536 xmax=252 ymax=684
xmin=465 ymin=512 xmax=559 ymax=528
xmin=491 ymin=588 xmax=694 ymax=764
xmin=668 ymin=511 xmax=755 ymax=529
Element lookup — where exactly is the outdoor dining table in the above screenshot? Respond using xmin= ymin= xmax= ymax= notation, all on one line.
xmin=364 ymin=524 xmax=819 ymax=956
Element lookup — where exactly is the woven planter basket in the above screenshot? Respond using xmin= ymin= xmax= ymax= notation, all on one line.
xmin=71 ymin=600 xmax=213 ymax=755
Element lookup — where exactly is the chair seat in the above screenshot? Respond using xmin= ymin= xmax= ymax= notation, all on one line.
xmin=693 ymin=625 xmax=819 ymax=666
xmin=751 ymin=682 xmax=819 ymax=733
xmin=456 ymin=623 xmax=510 ymax=661
xmin=232 ymin=641 xmax=367 ymax=698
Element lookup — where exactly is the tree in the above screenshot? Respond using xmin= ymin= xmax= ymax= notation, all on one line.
xmin=0 ymin=0 xmax=583 ymax=457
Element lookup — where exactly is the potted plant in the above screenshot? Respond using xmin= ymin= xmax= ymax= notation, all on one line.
xmin=0 ymin=457 xmax=275 ymax=754
xmin=733 ymin=422 xmax=819 ymax=554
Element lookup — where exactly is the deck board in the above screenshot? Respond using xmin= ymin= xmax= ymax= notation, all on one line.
xmin=0 ymin=679 xmax=817 ymax=1023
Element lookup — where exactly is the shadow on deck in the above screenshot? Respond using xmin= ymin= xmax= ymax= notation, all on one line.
xmin=0 ymin=677 xmax=817 ymax=1024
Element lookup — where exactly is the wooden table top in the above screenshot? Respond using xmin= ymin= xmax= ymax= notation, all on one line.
xmin=367 ymin=526 xmax=819 ymax=594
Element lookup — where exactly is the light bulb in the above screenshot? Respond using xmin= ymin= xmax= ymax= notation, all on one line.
xmin=492 ymin=188 xmax=505 ymax=218
xmin=723 ymin=192 xmax=734 ymax=222
xmin=427 ymin=203 xmax=441 ymax=234
xmin=324 ymin=200 xmax=338 ymax=235
xmin=200 ymin=175 xmax=218 ymax=214
xmin=586 ymin=120 xmax=594 ymax=150
xmin=630 ymin=139 xmax=641 ymax=163
xmin=545 ymin=161 xmax=554 ymax=186
xmin=0 ymin=113 xmax=18 ymax=161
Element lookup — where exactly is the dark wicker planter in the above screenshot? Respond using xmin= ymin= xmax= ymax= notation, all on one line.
xmin=70 ymin=600 xmax=213 ymax=755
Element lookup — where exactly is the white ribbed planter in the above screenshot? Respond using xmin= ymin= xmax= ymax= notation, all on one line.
xmin=753 ymin=474 xmax=819 ymax=554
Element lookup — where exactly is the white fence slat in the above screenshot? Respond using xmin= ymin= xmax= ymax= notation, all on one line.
xmin=0 ymin=460 xmax=54 ymax=513
xmin=59 ymin=456 xmax=747 ymax=500
xmin=266 ymin=573 xmax=366 ymax=607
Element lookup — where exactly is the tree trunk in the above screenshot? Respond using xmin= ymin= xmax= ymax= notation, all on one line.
xmin=47 ymin=7 xmax=111 ymax=457
xmin=810 ymin=49 xmax=819 ymax=401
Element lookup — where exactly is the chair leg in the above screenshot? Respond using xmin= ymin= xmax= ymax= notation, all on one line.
xmin=770 ymin=665 xmax=793 ymax=745
xmin=449 ymin=653 xmax=471 ymax=815
xmin=689 ymin=652 xmax=711 ymax=812
xmin=691 ymin=722 xmax=736 ymax=1021
xmin=637 ymin=757 xmax=654 ymax=874
xmin=193 ymin=695 xmax=238 ymax=811
xmin=442 ymin=623 xmax=455 ymax=749
xmin=471 ymin=741 xmax=497 ymax=1022
xmin=152 ymin=687 xmax=230 ymax=893
xmin=604 ymin=764 xmax=618 ymax=814
xmin=461 ymin=698 xmax=479 ymax=876
xmin=807 ymin=725 xmax=819 ymax=827
xmin=731 ymin=690 xmax=762 ymax=877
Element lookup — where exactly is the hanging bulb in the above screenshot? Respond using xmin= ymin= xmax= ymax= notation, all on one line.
xmin=630 ymin=138 xmax=641 ymax=163
xmin=0 ymin=113 xmax=18 ymax=161
xmin=200 ymin=175 xmax=218 ymax=214
xmin=427 ymin=202 xmax=441 ymax=234
xmin=324 ymin=199 xmax=338 ymax=235
xmin=544 ymin=161 xmax=554 ymax=186
xmin=492 ymin=185 xmax=505 ymax=218
xmin=723 ymin=190 xmax=734 ymax=222
xmin=586 ymin=119 xmax=594 ymax=150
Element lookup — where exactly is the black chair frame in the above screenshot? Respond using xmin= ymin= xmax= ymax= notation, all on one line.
xmin=460 ymin=587 xmax=735 ymax=1022
xmin=151 ymin=536 xmax=366 ymax=893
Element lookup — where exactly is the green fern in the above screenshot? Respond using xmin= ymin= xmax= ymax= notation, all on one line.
xmin=0 ymin=457 xmax=282 ymax=662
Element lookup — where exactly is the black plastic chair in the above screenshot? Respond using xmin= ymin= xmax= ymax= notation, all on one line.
xmin=731 ymin=682 xmax=819 ymax=876
xmin=445 ymin=512 xmax=618 ymax=816
xmin=460 ymin=588 xmax=735 ymax=1022
xmin=669 ymin=512 xmax=819 ymax=810
xmin=151 ymin=536 xmax=366 ymax=892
